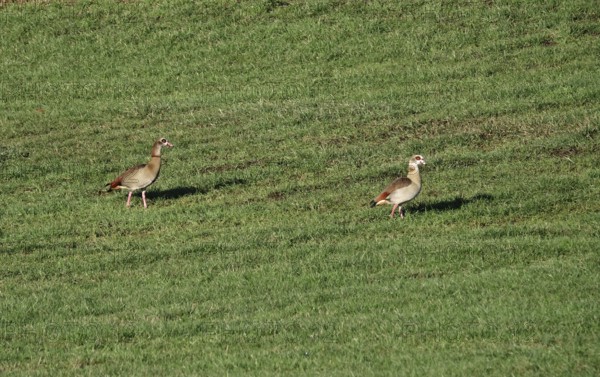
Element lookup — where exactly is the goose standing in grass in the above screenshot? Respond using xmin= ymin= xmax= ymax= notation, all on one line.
xmin=104 ymin=137 xmax=174 ymax=208
xmin=370 ymin=154 xmax=426 ymax=218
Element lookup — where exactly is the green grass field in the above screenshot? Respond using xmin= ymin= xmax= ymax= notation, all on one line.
xmin=1 ymin=0 xmax=599 ymax=375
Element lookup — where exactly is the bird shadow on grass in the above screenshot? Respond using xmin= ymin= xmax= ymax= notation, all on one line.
xmin=412 ymin=193 xmax=494 ymax=214
xmin=148 ymin=186 xmax=200 ymax=200
xmin=148 ymin=178 xmax=247 ymax=200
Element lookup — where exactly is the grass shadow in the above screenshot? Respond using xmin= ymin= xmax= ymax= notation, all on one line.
xmin=148 ymin=186 xmax=200 ymax=200
xmin=149 ymin=178 xmax=248 ymax=200
xmin=413 ymin=193 xmax=494 ymax=213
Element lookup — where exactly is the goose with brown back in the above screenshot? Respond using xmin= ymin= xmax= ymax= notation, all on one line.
xmin=370 ymin=155 xmax=426 ymax=218
xmin=104 ymin=137 xmax=174 ymax=208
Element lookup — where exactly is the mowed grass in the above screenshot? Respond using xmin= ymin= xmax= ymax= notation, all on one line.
xmin=1 ymin=0 xmax=599 ymax=375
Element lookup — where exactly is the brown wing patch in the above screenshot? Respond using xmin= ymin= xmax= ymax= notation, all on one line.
xmin=386 ymin=177 xmax=412 ymax=193
xmin=372 ymin=177 xmax=414 ymax=206
xmin=373 ymin=191 xmax=390 ymax=203
xmin=111 ymin=164 xmax=146 ymax=189
xmin=109 ymin=176 xmax=122 ymax=189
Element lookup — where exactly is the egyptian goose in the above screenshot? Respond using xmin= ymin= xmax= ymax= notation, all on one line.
xmin=105 ymin=137 xmax=174 ymax=208
xmin=370 ymin=154 xmax=426 ymax=218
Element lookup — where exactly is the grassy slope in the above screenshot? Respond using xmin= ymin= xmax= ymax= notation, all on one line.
xmin=1 ymin=0 xmax=599 ymax=375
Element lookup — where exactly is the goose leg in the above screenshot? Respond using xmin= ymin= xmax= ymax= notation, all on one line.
xmin=390 ymin=203 xmax=399 ymax=218
xmin=142 ymin=191 xmax=147 ymax=208
xmin=399 ymin=206 xmax=404 ymax=219
xmin=126 ymin=191 xmax=133 ymax=207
